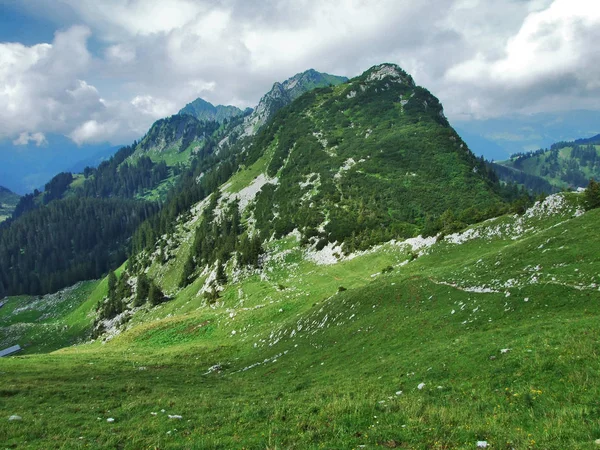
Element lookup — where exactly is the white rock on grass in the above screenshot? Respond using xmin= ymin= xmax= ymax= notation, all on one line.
xmin=168 ymin=415 xmax=183 ymax=420
xmin=106 ymin=418 xmax=115 ymax=423
xmin=417 ymin=382 xmax=426 ymax=390
xmin=476 ymin=441 xmax=488 ymax=448
xmin=8 ymin=415 xmax=22 ymax=421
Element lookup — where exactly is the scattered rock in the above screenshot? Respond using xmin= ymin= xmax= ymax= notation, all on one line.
xmin=106 ymin=418 xmax=115 ymax=423
xmin=476 ymin=441 xmax=488 ymax=448
xmin=168 ymin=415 xmax=183 ymax=420
xmin=8 ymin=415 xmax=22 ymax=421
xmin=417 ymin=383 xmax=425 ymax=390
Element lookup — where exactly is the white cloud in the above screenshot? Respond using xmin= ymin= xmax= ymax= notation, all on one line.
xmin=12 ymin=132 xmax=48 ymax=146
xmin=3 ymin=0 xmax=600 ymax=145
xmin=69 ymin=120 xmax=118 ymax=145
xmin=443 ymin=0 xmax=600 ymax=117
xmin=131 ymin=95 xmax=176 ymax=118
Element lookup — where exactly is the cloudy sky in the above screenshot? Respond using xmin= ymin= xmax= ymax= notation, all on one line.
xmin=1 ymin=0 xmax=599 ymax=146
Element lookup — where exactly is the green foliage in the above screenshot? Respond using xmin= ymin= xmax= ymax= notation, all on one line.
xmin=584 ymin=178 xmax=600 ymax=210
xmin=148 ymin=282 xmax=165 ymax=306
xmin=42 ymin=172 xmax=73 ymax=204
xmin=246 ymin=64 xmax=507 ymax=252
xmin=215 ymin=260 xmax=227 ymax=286
xmin=135 ymin=273 xmax=150 ymax=307
xmin=1 ymin=196 xmax=599 ymax=448
xmin=97 ymin=270 xmax=126 ymax=321
xmin=498 ymin=142 xmax=600 ymax=190
xmin=0 ymin=197 xmax=157 ymax=297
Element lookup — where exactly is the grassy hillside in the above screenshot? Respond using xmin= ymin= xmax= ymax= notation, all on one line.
xmin=2 ymin=192 xmax=599 ymax=448
xmin=497 ymin=141 xmax=600 ymax=190
xmin=0 ymin=186 xmax=19 ymax=222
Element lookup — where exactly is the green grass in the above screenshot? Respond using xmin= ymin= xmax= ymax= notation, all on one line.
xmin=499 ymin=145 xmax=600 ymax=189
xmin=1 ymin=196 xmax=599 ymax=448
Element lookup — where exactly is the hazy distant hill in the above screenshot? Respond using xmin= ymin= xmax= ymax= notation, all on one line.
xmin=495 ymin=134 xmax=600 ymax=190
xmin=179 ymin=98 xmax=250 ymax=123
xmin=0 ymin=186 xmax=19 ymax=222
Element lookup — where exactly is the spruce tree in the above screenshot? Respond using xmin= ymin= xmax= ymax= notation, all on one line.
xmin=584 ymin=179 xmax=600 ymax=210
xmin=216 ymin=260 xmax=227 ymax=285
xmin=135 ymin=273 xmax=150 ymax=306
xmin=148 ymin=282 xmax=164 ymax=306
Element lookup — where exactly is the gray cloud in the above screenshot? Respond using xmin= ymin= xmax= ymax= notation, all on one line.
xmin=2 ymin=0 xmax=599 ymax=144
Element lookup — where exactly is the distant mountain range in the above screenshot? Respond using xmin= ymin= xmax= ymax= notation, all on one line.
xmin=493 ymin=134 xmax=600 ymax=191
xmin=179 ymin=98 xmax=251 ymax=123
xmin=0 ymin=134 xmax=121 ymax=194
xmin=0 ymin=186 xmax=19 ymax=222
xmin=455 ymin=110 xmax=600 ymax=161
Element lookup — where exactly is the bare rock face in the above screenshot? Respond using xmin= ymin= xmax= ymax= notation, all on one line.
xmin=242 ymin=69 xmax=348 ymax=136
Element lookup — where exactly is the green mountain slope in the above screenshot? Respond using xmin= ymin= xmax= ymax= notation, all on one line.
xmin=496 ymin=135 xmax=600 ymax=189
xmin=179 ymin=97 xmax=249 ymax=123
xmin=240 ymin=64 xmax=505 ymax=250
xmin=5 ymin=64 xmax=600 ymax=448
xmin=1 ymin=192 xmax=598 ymax=448
xmin=0 ymin=186 xmax=19 ymax=222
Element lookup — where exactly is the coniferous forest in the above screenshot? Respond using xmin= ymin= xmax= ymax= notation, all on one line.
xmin=0 ymin=197 xmax=157 ymax=297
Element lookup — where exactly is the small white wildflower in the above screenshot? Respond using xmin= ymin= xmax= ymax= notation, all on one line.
xmin=150 ymin=412 xmax=157 ymax=416
xmin=417 ymin=382 xmax=425 ymax=390
xmin=451 ymin=310 xmax=455 ymax=314
xmin=107 ymin=418 xmax=115 ymax=423
xmin=524 ymin=297 xmax=529 ymax=302
xmin=395 ymin=390 xmax=403 ymax=395
xmin=476 ymin=441 xmax=488 ymax=448
xmin=231 ymin=330 xmax=236 ymax=335
xmin=500 ymin=348 xmax=511 ymax=354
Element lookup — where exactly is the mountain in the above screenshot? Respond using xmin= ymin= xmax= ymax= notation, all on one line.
xmin=2 ymin=63 xmax=600 ymax=448
xmin=1 ymin=189 xmax=597 ymax=448
xmin=0 ymin=134 xmax=121 ymax=194
xmin=179 ymin=98 xmax=250 ymax=123
xmin=67 ymin=145 xmax=122 ymax=174
xmin=494 ymin=134 xmax=600 ymax=190
xmin=0 ymin=185 xmax=19 ymax=222
xmin=235 ymin=63 xmax=505 ymax=250
xmin=455 ymin=109 xmax=600 ymax=160
xmin=242 ymin=68 xmax=349 ymax=134
xmin=0 ymin=69 xmax=352 ymax=298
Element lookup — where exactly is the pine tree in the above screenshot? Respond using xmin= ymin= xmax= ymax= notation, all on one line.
xmin=216 ymin=260 xmax=227 ymax=285
xmin=148 ymin=282 xmax=164 ymax=306
xmin=584 ymin=179 xmax=600 ymax=210
xmin=107 ymin=271 xmax=118 ymax=301
xmin=180 ymin=256 xmax=195 ymax=287
xmin=135 ymin=273 xmax=150 ymax=306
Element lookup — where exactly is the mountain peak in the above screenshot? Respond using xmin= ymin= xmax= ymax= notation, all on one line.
xmin=363 ymin=63 xmax=415 ymax=85
xmin=243 ymin=69 xmax=348 ymax=135
xmin=179 ymin=98 xmax=247 ymax=124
